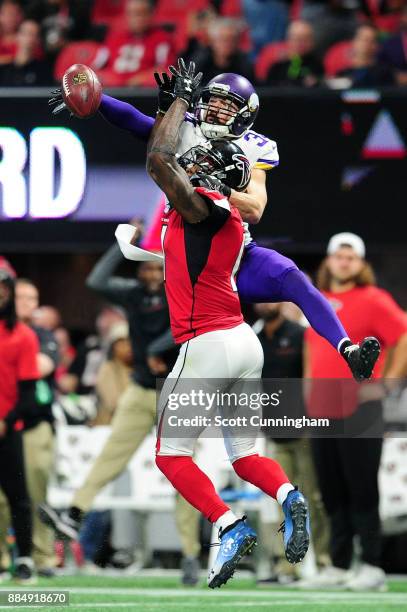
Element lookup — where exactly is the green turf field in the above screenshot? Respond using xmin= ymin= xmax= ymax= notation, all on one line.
xmin=1 ymin=575 xmax=407 ymax=612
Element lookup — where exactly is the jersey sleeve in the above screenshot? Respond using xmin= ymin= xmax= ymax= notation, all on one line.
xmin=18 ymin=326 xmax=40 ymax=381
xmin=192 ymin=186 xmax=231 ymax=232
xmin=253 ymin=137 xmax=279 ymax=171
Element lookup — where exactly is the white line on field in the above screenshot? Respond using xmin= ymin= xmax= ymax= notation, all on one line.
xmin=0 ymin=602 xmax=404 ymax=610
xmin=61 ymin=587 xmax=407 ymax=602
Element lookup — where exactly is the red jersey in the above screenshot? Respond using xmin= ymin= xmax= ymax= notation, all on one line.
xmin=162 ymin=187 xmax=244 ymax=344
xmin=103 ymin=27 xmax=176 ymax=85
xmin=0 ymin=320 xmax=39 ymax=420
xmin=305 ymin=285 xmax=407 ymax=418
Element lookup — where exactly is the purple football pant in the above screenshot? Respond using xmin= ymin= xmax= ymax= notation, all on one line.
xmin=237 ymin=242 xmax=348 ymax=350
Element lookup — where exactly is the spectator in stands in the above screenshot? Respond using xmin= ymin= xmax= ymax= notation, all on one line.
xmin=57 ymin=306 xmax=124 ymax=397
xmin=99 ymin=0 xmax=176 ymax=87
xmin=13 ymin=278 xmax=58 ymax=576
xmin=26 ymin=0 xmax=95 ymax=60
xmin=379 ymin=6 xmax=407 ymax=85
xmin=254 ymin=302 xmax=330 ymax=584
xmin=190 ymin=17 xmax=254 ymax=84
xmin=264 ymin=20 xmax=323 ymax=87
xmin=0 ymin=20 xmax=53 ymax=86
xmin=0 ymin=0 xmax=23 ymax=64
xmin=94 ymin=322 xmax=133 ymax=425
xmin=0 ymin=259 xmax=36 ymax=584
xmin=301 ymin=1 xmax=357 ymax=54
xmin=358 ymin=0 xmax=404 ymax=34
xmin=242 ymin=0 xmax=290 ymax=57
xmin=54 ymin=327 xmax=76 ymax=382
xmin=304 ymin=233 xmax=407 ymax=591
xmin=32 ymin=306 xmax=61 ymax=331
xmin=337 ymin=24 xmax=394 ymax=87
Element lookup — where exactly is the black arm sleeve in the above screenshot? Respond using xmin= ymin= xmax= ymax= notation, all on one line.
xmin=86 ymin=243 xmax=141 ymax=306
xmin=4 ymin=380 xmax=37 ymax=427
xmin=147 ymin=328 xmax=176 ymax=356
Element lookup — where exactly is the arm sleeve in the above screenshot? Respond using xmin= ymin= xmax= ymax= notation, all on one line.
xmin=5 ymin=380 xmax=37 ymax=427
xmin=371 ymin=289 xmax=407 ymax=347
xmin=86 ymin=243 xmax=141 ymax=306
xmin=191 ymin=187 xmax=231 ymax=233
xmin=99 ymin=94 xmax=155 ymax=142
xmin=17 ymin=328 xmax=40 ymax=381
xmin=147 ymin=328 xmax=176 ymax=356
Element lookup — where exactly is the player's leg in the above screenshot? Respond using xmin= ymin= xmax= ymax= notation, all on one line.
xmin=237 ymin=243 xmax=380 ymax=379
xmin=156 ymin=329 xmax=258 ymax=588
xmin=39 ymin=382 xmax=156 ymax=540
xmin=217 ymin=323 xmax=310 ymax=565
xmin=237 ymin=242 xmax=348 ymax=348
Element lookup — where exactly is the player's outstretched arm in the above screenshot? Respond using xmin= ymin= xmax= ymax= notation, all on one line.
xmin=147 ymin=59 xmax=208 ymax=224
xmin=229 ymin=168 xmax=268 ymax=224
xmin=99 ymin=94 xmax=155 ymax=142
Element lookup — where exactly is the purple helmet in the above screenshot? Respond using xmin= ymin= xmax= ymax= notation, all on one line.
xmin=196 ymin=73 xmax=259 ymax=139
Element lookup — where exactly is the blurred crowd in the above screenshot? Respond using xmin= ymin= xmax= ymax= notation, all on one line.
xmin=0 ymin=0 xmax=407 ymax=88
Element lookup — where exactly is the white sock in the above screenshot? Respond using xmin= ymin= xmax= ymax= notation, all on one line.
xmin=337 ymin=337 xmax=351 ymax=353
xmin=214 ymin=510 xmax=239 ymax=533
xmin=276 ymin=483 xmax=295 ymax=506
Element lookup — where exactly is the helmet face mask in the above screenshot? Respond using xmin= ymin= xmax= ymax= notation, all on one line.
xmin=196 ymin=74 xmax=259 ymax=139
xmin=178 ymin=140 xmax=251 ymax=192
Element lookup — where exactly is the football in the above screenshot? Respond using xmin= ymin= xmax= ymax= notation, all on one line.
xmin=61 ymin=64 xmax=102 ymax=119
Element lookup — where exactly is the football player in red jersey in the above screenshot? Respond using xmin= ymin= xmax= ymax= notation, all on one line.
xmin=146 ymin=59 xmax=310 ymax=589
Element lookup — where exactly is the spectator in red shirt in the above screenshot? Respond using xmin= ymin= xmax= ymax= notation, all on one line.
xmin=303 ymin=233 xmax=407 ymax=592
xmin=0 ymin=0 xmax=23 ymax=64
xmin=100 ymin=0 xmax=176 ymax=87
xmin=0 ymin=260 xmax=38 ymax=583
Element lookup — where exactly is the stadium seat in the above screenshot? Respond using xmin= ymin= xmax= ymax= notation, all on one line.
xmin=324 ymin=40 xmax=353 ymax=78
xmin=220 ymin=0 xmax=243 ymax=17
xmin=92 ymin=0 xmax=125 ymax=25
xmin=255 ymin=41 xmax=289 ymax=82
xmin=153 ymin=0 xmax=209 ymax=25
xmin=54 ymin=42 xmax=107 ymax=81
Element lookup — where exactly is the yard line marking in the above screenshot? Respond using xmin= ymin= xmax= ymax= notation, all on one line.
xmin=0 ymin=602 xmax=404 ymax=610
xmin=61 ymin=587 xmax=407 ymax=601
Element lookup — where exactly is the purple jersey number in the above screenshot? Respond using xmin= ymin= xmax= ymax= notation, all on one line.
xmin=243 ymin=132 xmax=269 ymax=147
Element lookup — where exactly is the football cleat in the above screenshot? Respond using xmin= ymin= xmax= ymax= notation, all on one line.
xmin=280 ymin=488 xmax=310 ymax=564
xmin=342 ymin=337 xmax=381 ymax=382
xmin=38 ymin=503 xmax=80 ymax=541
xmin=207 ymin=517 xmax=257 ymax=589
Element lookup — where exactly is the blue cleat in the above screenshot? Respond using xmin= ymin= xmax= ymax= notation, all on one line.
xmin=280 ymin=487 xmax=310 ymax=564
xmin=207 ymin=517 xmax=257 ymax=589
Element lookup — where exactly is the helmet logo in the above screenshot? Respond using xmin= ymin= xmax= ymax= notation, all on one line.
xmin=233 ymin=154 xmax=251 ymax=190
xmin=248 ymin=93 xmax=259 ymax=113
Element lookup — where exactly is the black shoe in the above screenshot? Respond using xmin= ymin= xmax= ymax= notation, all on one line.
xmin=38 ymin=503 xmax=80 ymax=540
xmin=38 ymin=567 xmax=57 ymax=578
xmin=181 ymin=556 xmax=200 ymax=586
xmin=14 ymin=557 xmax=36 ymax=584
xmin=342 ymin=337 xmax=381 ymax=381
